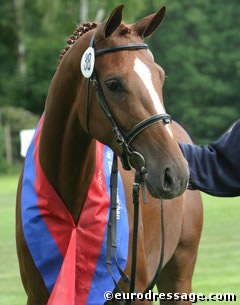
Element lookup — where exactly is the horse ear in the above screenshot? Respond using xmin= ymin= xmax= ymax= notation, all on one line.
xmin=103 ymin=5 xmax=124 ymax=38
xmin=134 ymin=6 xmax=166 ymax=39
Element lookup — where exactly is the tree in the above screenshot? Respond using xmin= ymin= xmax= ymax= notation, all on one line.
xmin=147 ymin=0 xmax=240 ymax=143
xmin=0 ymin=0 xmax=239 ymax=144
xmin=0 ymin=2 xmax=18 ymax=106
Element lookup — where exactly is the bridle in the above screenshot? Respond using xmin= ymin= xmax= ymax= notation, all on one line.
xmin=84 ymin=33 xmax=172 ymax=172
xmin=82 ymin=32 xmax=171 ymax=303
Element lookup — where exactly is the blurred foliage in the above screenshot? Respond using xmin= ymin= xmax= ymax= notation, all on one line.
xmin=0 ymin=0 xmax=239 ymax=148
xmin=0 ymin=106 xmax=39 ymax=130
xmin=0 ymin=127 xmax=7 ymax=173
xmin=148 ymin=0 xmax=240 ymax=142
xmin=0 ymin=107 xmax=39 ymax=173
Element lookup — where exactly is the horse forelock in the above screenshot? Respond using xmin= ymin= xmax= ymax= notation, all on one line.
xmin=58 ymin=22 xmax=98 ymax=65
xmin=119 ymin=23 xmax=132 ymax=35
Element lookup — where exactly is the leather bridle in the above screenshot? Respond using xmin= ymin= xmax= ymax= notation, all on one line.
xmin=84 ymin=33 xmax=172 ymax=171
xmin=82 ymin=32 xmax=169 ymax=303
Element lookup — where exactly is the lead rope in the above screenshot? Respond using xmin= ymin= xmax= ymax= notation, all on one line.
xmin=126 ymin=170 xmax=144 ymax=304
xmin=106 ymin=154 xmax=131 ymax=291
xmin=106 ymin=155 xmax=144 ymax=305
xmin=107 ymin=153 xmax=165 ymax=305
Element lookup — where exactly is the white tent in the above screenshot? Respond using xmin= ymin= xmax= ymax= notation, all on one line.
xmin=20 ymin=129 xmax=35 ymax=157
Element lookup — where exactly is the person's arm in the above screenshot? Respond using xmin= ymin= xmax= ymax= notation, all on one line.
xmin=179 ymin=120 xmax=240 ymax=197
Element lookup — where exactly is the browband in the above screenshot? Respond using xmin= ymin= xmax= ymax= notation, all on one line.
xmin=95 ymin=43 xmax=148 ymax=57
xmin=88 ymin=33 xmax=148 ymax=57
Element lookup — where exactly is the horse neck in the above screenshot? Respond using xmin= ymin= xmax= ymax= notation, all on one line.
xmin=39 ymin=61 xmax=96 ymax=224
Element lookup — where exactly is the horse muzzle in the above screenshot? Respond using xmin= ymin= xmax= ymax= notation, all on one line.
xmin=144 ymin=162 xmax=189 ymax=199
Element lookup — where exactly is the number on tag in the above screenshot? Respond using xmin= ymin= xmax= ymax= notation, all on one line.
xmin=80 ymin=47 xmax=95 ymax=78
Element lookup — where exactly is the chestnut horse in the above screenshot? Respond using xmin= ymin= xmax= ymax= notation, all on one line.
xmin=16 ymin=5 xmax=203 ymax=305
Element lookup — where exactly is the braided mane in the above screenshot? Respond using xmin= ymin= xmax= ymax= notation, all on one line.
xmin=58 ymin=22 xmax=98 ymax=64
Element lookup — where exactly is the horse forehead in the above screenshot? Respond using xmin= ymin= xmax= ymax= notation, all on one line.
xmin=98 ymin=50 xmax=154 ymax=75
xmin=133 ymin=57 xmax=165 ymax=112
xmin=133 ymin=56 xmax=156 ymax=78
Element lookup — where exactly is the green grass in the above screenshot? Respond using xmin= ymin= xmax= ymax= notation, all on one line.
xmin=0 ymin=175 xmax=239 ymax=304
xmin=0 ymin=175 xmax=26 ymax=305
xmin=192 ymin=193 xmax=240 ymax=303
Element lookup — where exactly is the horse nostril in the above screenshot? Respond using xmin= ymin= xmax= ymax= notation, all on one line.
xmin=163 ymin=168 xmax=174 ymax=191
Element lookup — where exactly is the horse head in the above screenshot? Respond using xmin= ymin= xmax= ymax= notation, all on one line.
xmin=61 ymin=5 xmax=189 ymax=200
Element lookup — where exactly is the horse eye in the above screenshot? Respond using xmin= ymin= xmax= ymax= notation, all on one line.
xmin=105 ymin=79 xmax=124 ymax=93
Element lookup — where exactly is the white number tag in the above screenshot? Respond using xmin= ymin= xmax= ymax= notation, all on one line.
xmin=80 ymin=47 xmax=95 ymax=78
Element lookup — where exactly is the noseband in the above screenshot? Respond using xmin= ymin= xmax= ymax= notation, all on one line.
xmin=81 ymin=33 xmax=168 ymax=303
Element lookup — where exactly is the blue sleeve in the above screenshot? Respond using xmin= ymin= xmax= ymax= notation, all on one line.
xmin=179 ymin=120 xmax=240 ymax=197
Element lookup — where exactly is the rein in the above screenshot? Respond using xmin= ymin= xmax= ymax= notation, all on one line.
xmin=82 ymin=32 xmax=170 ymax=303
